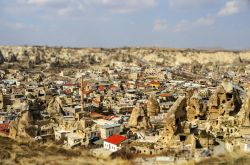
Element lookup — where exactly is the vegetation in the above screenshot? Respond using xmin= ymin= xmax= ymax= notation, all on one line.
xmin=0 ymin=136 xmax=130 ymax=165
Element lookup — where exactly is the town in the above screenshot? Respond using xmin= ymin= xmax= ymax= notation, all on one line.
xmin=0 ymin=46 xmax=250 ymax=164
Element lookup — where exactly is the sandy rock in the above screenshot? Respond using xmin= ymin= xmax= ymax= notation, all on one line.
xmin=47 ymin=97 xmax=64 ymax=116
xmin=208 ymin=81 xmax=242 ymax=119
xmin=237 ymin=89 xmax=250 ymax=126
xmin=8 ymin=52 xmax=18 ymax=62
xmin=162 ymin=96 xmax=187 ymax=142
xmin=1 ymin=46 xmax=250 ymax=67
xmin=9 ymin=110 xmax=37 ymax=139
xmin=147 ymin=95 xmax=160 ymax=117
xmin=0 ymin=50 xmax=5 ymax=64
xmin=186 ymin=93 xmax=205 ymax=121
xmin=128 ymin=104 xmax=152 ymax=129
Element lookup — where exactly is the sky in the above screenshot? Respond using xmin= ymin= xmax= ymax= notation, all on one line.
xmin=0 ymin=0 xmax=250 ymax=49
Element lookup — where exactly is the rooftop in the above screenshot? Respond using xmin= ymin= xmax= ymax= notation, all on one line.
xmin=104 ymin=134 xmax=127 ymax=145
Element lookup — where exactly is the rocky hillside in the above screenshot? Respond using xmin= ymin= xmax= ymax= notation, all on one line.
xmin=0 ymin=136 xmax=130 ymax=165
xmin=0 ymin=46 xmax=250 ymax=67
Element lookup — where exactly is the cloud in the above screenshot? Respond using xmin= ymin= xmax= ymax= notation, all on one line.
xmin=218 ymin=0 xmax=240 ymax=16
xmin=1 ymin=21 xmax=36 ymax=31
xmin=18 ymin=0 xmax=68 ymax=8
xmin=169 ymin=0 xmax=217 ymax=9
xmin=196 ymin=16 xmax=215 ymax=26
xmin=16 ymin=0 xmax=157 ymax=16
xmin=153 ymin=19 xmax=168 ymax=31
xmin=174 ymin=16 xmax=215 ymax=32
xmin=95 ymin=0 xmax=157 ymax=13
xmin=218 ymin=0 xmax=250 ymax=16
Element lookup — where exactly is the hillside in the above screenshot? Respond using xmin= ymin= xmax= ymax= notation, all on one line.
xmin=0 ymin=136 xmax=130 ymax=165
xmin=0 ymin=46 xmax=250 ymax=67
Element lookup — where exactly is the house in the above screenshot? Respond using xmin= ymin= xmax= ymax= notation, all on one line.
xmin=241 ymin=134 xmax=250 ymax=153
xmin=67 ymin=132 xmax=84 ymax=147
xmin=0 ymin=123 xmax=9 ymax=135
xmin=103 ymin=134 xmax=127 ymax=152
xmin=55 ymin=130 xmax=71 ymax=141
xmin=63 ymin=83 xmax=80 ymax=94
xmin=100 ymin=123 xmax=121 ymax=139
xmin=148 ymin=81 xmax=161 ymax=89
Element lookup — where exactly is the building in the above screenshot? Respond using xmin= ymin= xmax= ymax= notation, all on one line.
xmin=67 ymin=133 xmax=84 ymax=147
xmin=0 ymin=123 xmax=9 ymax=135
xmin=100 ymin=123 xmax=121 ymax=139
xmin=55 ymin=130 xmax=71 ymax=141
xmin=103 ymin=134 xmax=127 ymax=152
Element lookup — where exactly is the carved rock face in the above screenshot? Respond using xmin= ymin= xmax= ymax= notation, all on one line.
xmin=162 ymin=96 xmax=187 ymax=143
xmin=128 ymin=104 xmax=152 ymax=129
xmin=186 ymin=95 xmax=204 ymax=121
xmin=208 ymin=82 xmax=242 ymax=119
xmin=9 ymin=110 xmax=37 ymax=139
xmin=237 ymin=89 xmax=250 ymax=126
xmin=147 ymin=95 xmax=160 ymax=117
xmin=8 ymin=52 xmax=18 ymax=62
xmin=0 ymin=91 xmax=4 ymax=109
xmin=0 ymin=50 xmax=5 ymax=64
xmin=47 ymin=97 xmax=64 ymax=116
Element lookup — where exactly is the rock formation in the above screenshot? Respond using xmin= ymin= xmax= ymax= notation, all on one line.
xmin=206 ymin=116 xmax=240 ymax=138
xmin=7 ymin=52 xmax=18 ymax=62
xmin=162 ymin=96 xmax=187 ymax=142
xmin=147 ymin=95 xmax=160 ymax=116
xmin=128 ymin=103 xmax=152 ymax=129
xmin=237 ymin=89 xmax=250 ymax=126
xmin=186 ymin=93 xmax=206 ymax=121
xmin=0 ymin=91 xmax=4 ymax=110
xmin=1 ymin=46 xmax=250 ymax=67
xmin=0 ymin=50 xmax=5 ymax=64
xmin=208 ymin=81 xmax=242 ymax=119
xmin=47 ymin=97 xmax=65 ymax=117
xmin=9 ymin=110 xmax=38 ymax=139
xmin=49 ymin=56 xmax=60 ymax=67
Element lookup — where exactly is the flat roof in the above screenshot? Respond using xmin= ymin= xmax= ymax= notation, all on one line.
xmin=101 ymin=123 xmax=121 ymax=129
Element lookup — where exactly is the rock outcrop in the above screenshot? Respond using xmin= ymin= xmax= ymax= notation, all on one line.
xmin=128 ymin=104 xmax=152 ymax=129
xmin=0 ymin=50 xmax=5 ymax=64
xmin=208 ymin=81 xmax=242 ymax=119
xmin=47 ymin=97 xmax=65 ymax=117
xmin=147 ymin=95 xmax=160 ymax=116
xmin=7 ymin=52 xmax=18 ymax=62
xmin=163 ymin=96 xmax=187 ymax=142
xmin=1 ymin=46 xmax=250 ymax=67
xmin=9 ymin=110 xmax=38 ymax=139
xmin=0 ymin=91 xmax=4 ymax=110
xmin=186 ymin=93 xmax=206 ymax=121
xmin=237 ymin=89 xmax=250 ymax=126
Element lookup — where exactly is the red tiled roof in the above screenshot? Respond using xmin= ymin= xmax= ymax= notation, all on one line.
xmin=92 ymin=99 xmax=100 ymax=104
xmin=137 ymin=83 xmax=145 ymax=87
xmin=110 ymin=85 xmax=117 ymax=90
xmin=102 ymin=115 xmax=115 ymax=120
xmin=90 ymin=112 xmax=103 ymax=118
xmin=160 ymin=93 xmax=171 ymax=97
xmin=104 ymin=134 xmax=127 ymax=145
xmin=0 ymin=123 xmax=9 ymax=131
xmin=98 ymin=86 xmax=105 ymax=91
xmin=64 ymin=90 xmax=72 ymax=94
xmin=63 ymin=83 xmax=80 ymax=87
xmin=150 ymin=81 xmax=160 ymax=85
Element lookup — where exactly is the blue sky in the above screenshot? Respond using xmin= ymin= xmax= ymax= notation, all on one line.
xmin=0 ymin=0 xmax=250 ymax=49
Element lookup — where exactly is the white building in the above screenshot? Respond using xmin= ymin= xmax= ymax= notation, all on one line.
xmin=103 ymin=134 xmax=127 ymax=152
xmin=67 ymin=133 xmax=84 ymax=147
xmin=100 ymin=123 xmax=121 ymax=139
xmin=54 ymin=130 xmax=71 ymax=141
